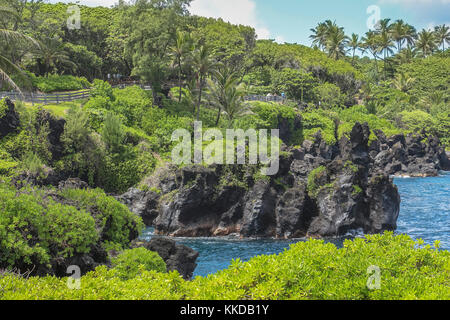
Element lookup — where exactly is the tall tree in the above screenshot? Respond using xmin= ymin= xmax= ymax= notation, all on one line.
xmin=123 ymin=0 xmax=192 ymax=105
xmin=0 ymin=6 xmax=38 ymax=92
xmin=169 ymin=30 xmax=192 ymax=102
xmin=362 ymin=31 xmax=381 ymax=81
xmin=33 ymin=37 xmax=77 ymax=76
xmin=377 ymin=30 xmax=395 ymax=79
xmin=309 ymin=21 xmax=331 ymax=50
xmin=206 ymin=67 xmax=248 ymax=126
xmin=434 ymin=24 xmax=450 ymax=52
xmin=348 ymin=33 xmax=361 ymax=64
xmin=192 ymin=45 xmax=217 ymax=121
xmin=324 ymin=23 xmax=348 ymax=60
xmin=375 ymin=18 xmax=392 ymax=34
xmin=416 ymin=29 xmax=437 ymax=57
xmin=391 ymin=19 xmax=408 ymax=52
xmin=396 ymin=47 xmax=417 ymax=64
xmin=310 ymin=20 xmax=348 ymax=60
xmin=403 ymin=24 xmax=417 ymax=49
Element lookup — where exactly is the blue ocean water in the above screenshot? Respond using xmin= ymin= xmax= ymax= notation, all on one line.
xmin=395 ymin=172 xmax=450 ymax=250
xmin=141 ymin=172 xmax=450 ymax=277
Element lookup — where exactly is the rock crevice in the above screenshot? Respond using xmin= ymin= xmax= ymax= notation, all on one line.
xmin=118 ymin=122 xmax=444 ymax=239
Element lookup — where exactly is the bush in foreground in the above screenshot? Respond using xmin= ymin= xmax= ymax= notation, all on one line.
xmin=111 ymin=248 xmax=166 ymax=280
xmin=0 ymin=184 xmax=144 ymax=274
xmin=0 ymin=233 xmax=448 ymax=300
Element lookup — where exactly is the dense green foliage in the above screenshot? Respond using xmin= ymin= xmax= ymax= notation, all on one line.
xmin=111 ymin=247 xmax=167 ymax=280
xmin=0 ymin=1 xmax=449 ymax=301
xmin=0 ymin=185 xmax=97 ymax=268
xmin=58 ymin=188 xmax=144 ymax=249
xmin=307 ymin=166 xmax=327 ymax=197
xmin=29 ymin=74 xmax=91 ymax=93
xmin=0 ymin=233 xmax=448 ymax=300
xmin=0 ymin=183 xmax=143 ymax=271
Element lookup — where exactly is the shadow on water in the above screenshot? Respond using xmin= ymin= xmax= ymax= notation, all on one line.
xmin=140 ymin=172 xmax=450 ymax=277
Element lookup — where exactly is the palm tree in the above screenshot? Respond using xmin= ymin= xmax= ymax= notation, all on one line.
xmin=434 ymin=24 xmax=450 ymax=52
xmin=348 ymin=33 xmax=361 ymax=64
xmin=310 ymin=20 xmax=348 ymax=60
xmin=416 ymin=29 xmax=437 ymax=57
xmin=375 ymin=18 xmax=392 ymax=35
xmin=324 ymin=24 xmax=348 ymax=60
xmin=206 ymin=66 xmax=238 ymax=126
xmin=403 ymin=24 xmax=417 ymax=49
xmin=0 ymin=7 xmax=38 ymax=93
xmin=310 ymin=21 xmax=330 ymax=50
xmin=221 ymin=82 xmax=249 ymax=124
xmin=391 ymin=19 xmax=408 ymax=52
xmin=420 ymin=92 xmax=445 ymax=113
xmin=169 ymin=30 xmax=192 ymax=102
xmin=33 ymin=37 xmax=76 ymax=76
xmin=392 ymin=73 xmax=415 ymax=92
xmin=181 ymin=78 xmax=198 ymax=116
xmin=192 ymin=45 xmax=217 ymax=121
xmin=378 ymin=30 xmax=395 ymax=79
xmin=361 ymin=31 xmax=381 ymax=80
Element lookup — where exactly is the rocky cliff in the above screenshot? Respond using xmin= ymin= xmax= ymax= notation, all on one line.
xmin=118 ymin=121 xmax=449 ymax=239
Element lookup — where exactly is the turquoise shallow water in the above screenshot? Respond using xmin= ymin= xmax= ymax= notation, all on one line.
xmin=141 ymin=172 xmax=450 ymax=277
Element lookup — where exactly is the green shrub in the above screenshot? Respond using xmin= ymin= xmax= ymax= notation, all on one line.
xmin=0 ymin=148 xmax=17 ymax=176
xmin=20 ymin=152 xmax=46 ymax=178
xmin=141 ymin=107 xmax=193 ymax=155
xmin=302 ymin=110 xmax=337 ymax=145
xmin=337 ymin=105 xmax=403 ymax=142
xmin=32 ymin=74 xmax=91 ymax=93
xmin=111 ymin=86 xmax=152 ymax=127
xmin=312 ymin=82 xmax=345 ymax=108
xmin=0 ymin=99 xmax=8 ymax=118
xmin=102 ymin=112 xmax=125 ymax=154
xmin=250 ymin=101 xmax=303 ymax=145
xmin=307 ymin=166 xmax=327 ymax=197
xmin=90 ymin=79 xmax=114 ymax=101
xmin=61 ymin=108 xmax=91 ymax=154
xmin=98 ymin=152 xmax=142 ymax=193
xmin=433 ymin=112 xmax=450 ymax=147
xmin=111 ymin=247 xmax=166 ymax=280
xmin=0 ymin=185 xmax=98 ymax=269
xmin=84 ymin=95 xmax=111 ymax=111
xmin=407 ymin=110 xmax=450 ymax=148
xmin=187 ymin=233 xmax=449 ymax=300
xmin=0 ymin=233 xmax=448 ymax=300
xmin=58 ymin=188 xmax=144 ymax=249
xmin=0 ymin=159 xmax=17 ymax=176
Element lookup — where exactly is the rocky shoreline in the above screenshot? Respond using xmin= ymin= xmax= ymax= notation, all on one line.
xmin=2 ymin=98 xmax=449 ymax=277
xmin=119 ymin=122 xmax=450 ymax=239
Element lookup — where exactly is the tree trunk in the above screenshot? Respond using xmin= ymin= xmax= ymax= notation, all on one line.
xmin=178 ymin=57 xmax=183 ymax=103
xmin=215 ymin=107 xmax=221 ymax=126
xmin=178 ymin=68 xmax=183 ymax=103
xmin=196 ymin=77 xmax=203 ymax=121
xmin=373 ymin=53 xmax=379 ymax=84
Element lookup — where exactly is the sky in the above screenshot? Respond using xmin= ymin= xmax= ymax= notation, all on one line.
xmin=49 ymin=0 xmax=450 ymax=46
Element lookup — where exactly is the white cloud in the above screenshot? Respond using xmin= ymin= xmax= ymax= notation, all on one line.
xmin=189 ymin=0 xmax=274 ymax=40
